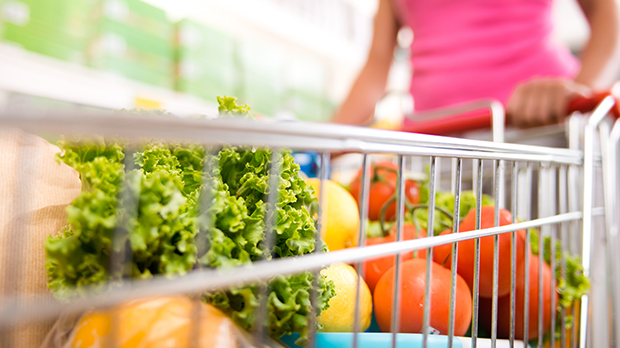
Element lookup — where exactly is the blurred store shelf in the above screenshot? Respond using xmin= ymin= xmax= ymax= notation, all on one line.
xmin=144 ymin=0 xmax=371 ymax=67
xmin=0 ymin=44 xmax=219 ymax=116
xmin=142 ymin=0 xmax=373 ymax=101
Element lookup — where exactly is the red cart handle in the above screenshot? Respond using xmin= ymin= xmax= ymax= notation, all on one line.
xmin=402 ymin=86 xmax=620 ymax=136
xmin=568 ymin=89 xmax=620 ymax=118
xmin=400 ymin=100 xmax=503 ymax=136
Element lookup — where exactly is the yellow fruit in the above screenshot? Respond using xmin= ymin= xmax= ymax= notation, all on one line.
xmin=318 ymin=263 xmax=372 ymax=332
xmin=69 ymin=297 xmax=237 ymax=348
xmin=307 ymin=178 xmax=360 ymax=251
xmin=370 ymin=119 xmax=401 ymax=130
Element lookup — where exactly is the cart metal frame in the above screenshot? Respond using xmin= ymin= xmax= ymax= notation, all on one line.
xmin=0 ymin=98 xmax=616 ymax=348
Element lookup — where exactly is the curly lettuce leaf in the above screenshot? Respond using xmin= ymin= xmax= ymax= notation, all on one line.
xmin=530 ymin=229 xmax=589 ymax=338
xmin=204 ymin=272 xmax=334 ymax=346
xmin=46 ymin=141 xmax=200 ymax=293
xmin=201 ymin=97 xmax=330 ymax=344
xmin=45 ymin=97 xmax=334 ymax=346
xmin=217 ymin=96 xmax=253 ymax=118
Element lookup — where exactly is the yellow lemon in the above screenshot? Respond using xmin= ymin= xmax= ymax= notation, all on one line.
xmin=318 ymin=263 xmax=373 ymax=332
xmin=307 ymin=178 xmax=360 ymax=251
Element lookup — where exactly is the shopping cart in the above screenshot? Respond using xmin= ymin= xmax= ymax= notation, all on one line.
xmin=0 ymin=96 xmax=616 ymax=348
xmin=605 ymin=114 xmax=620 ymax=347
xmin=399 ymin=93 xmax=620 ymax=348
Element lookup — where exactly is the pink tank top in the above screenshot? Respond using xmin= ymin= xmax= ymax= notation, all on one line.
xmin=394 ymin=0 xmax=580 ymax=112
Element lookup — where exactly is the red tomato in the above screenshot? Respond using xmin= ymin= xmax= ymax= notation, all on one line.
xmin=477 ymin=296 xmax=494 ymax=337
xmin=373 ymin=259 xmax=472 ymax=336
xmin=349 ymin=161 xmax=420 ymax=221
xmin=432 ymin=206 xmax=528 ymax=298
xmin=496 ymin=255 xmax=556 ymax=340
xmin=363 ymin=223 xmax=427 ymax=293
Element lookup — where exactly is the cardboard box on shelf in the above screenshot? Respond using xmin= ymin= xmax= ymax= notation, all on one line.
xmin=90 ymin=19 xmax=172 ymax=70
xmin=175 ymin=19 xmax=235 ymax=64
xmin=0 ymin=0 xmax=93 ymax=63
xmin=0 ymin=0 xmax=175 ymax=86
xmin=94 ymin=54 xmax=172 ymax=87
xmin=174 ymin=19 xmax=238 ymax=102
xmin=94 ymin=0 xmax=172 ymax=39
xmin=176 ymin=59 xmax=237 ymax=102
xmin=0 ymin=0 xmax=94 ymax=39
xmin=0 ymin=24 xmax=85 ymax=63
xmin=88 ymin=1 xmax=174 ymax=88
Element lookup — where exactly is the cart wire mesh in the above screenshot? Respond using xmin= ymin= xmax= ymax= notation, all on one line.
xmin=0 ymin=98 xmax=617 ymax=348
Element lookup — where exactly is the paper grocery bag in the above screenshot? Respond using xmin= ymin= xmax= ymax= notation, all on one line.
xmin=0 ymin=127 xmax=81 ymax=348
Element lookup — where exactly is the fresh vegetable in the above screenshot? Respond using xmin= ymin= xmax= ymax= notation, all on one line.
xmin=414 ymin=188 xmax=495 ymax=236
xmin=45 ymin=96 xmax=335 ymax=346
xmin=307 ymin=178 xmax=360 ymax=251
xmin=348 ymin=161 xmax=420 ymax=221
xmin=317 ymin=263 xmax=373 ymax=332
xmin=530 ymin=229 xmax=589 ymax=310
xmin=530 ymin=229 xmax=589 ymax=339
xmin=373 ymin=259 xmax=472 ymax=336
xmin=70 ymin=297 xmax=239 ymax=348
xmin=496 ymin=255 xmax=556 ymax=340
xmin=432 ymin=206 xmax=528 ymax=298
xmin=363 ymin=223 xmax=427 ymax=293
xmin=478 ymin=228 xmax=588 ymax=343
xmin=413 ymin=166 xmax=493 ymax=236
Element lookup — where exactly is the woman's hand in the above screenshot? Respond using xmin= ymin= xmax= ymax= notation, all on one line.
xmin=506 ymin=78 xmax=591 ymax=128
xmin=508 ymin=0 xmax=620 ymax=129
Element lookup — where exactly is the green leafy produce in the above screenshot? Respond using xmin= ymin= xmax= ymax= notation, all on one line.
xmin=409 ymin=168 xmax=495 ymax=235
xmin=45 ymin=96 xmax=334 ymax=346
xmin=366 ymin=220 xmax=387 ymax=239
xmin=217 ymin=95 xmax=252 ymax=117
xmin=529 ymin=229 xmax=589 ymax=338
xmin=413 ymin=188 xmax=495 ymax=235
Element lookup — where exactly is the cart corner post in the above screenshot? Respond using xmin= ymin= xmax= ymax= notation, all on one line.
xmin=580 ymin=95 xmax=616 ymax=348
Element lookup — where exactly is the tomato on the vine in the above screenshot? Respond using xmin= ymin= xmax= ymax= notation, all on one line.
xmin=432 ymin=206 xmax=528 ymax=298
xmin=373 ymin=259 xmax=472 ymax=336
xmin=363 ymin=223 xmax=427 ymax=293
xmin=348 ymin=161 xmax=420 ymax=221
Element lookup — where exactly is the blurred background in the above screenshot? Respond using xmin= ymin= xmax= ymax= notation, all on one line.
xmin=0 ymin=0 xmax=591 ymax=120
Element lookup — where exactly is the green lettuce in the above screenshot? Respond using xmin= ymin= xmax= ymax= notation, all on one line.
xmin=529 ymin=229 xmax=589 ymax=339
xmin=45 ymin=97 xmax=333 ymax=346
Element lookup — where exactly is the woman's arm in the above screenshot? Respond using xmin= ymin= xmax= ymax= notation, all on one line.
xmin=574 ymin=0 xmax=620 ymax=88
xmin=331 ymin=0 xmax=399 ymax=125
xmin=507 ymin=0 xmax=620 ymax=128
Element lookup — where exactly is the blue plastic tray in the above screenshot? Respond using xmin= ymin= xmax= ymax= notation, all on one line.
xmin=280 ymin=333 xmax=463 ymax=348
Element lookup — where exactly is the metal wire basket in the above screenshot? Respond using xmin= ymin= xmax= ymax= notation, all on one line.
xmin=0 ymin=97 xmax=618 ymax=348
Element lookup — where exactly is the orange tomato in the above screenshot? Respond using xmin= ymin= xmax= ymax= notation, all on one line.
xmin=363 ymin=223 xmax=427 ymax=293
xmin=433 ymin=206 xmax=528 ymax=298
xmin=497 ymin=255 xmax=556 ymax=340
xmin=373 ymin=259 xmax=472 ymax=336
xmin=478 ymin=255 xmax=556 ymax=341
